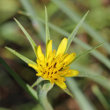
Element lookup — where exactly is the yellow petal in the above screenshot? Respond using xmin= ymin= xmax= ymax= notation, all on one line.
xmin=46 ymin=40 xmax=52 ymax=58
xmin=28 ymin=63 xmax=38 ymax=71
xmin=53 ymin=76 xmax=66 ymax=89
xmin=63 ymin=53 xmax=76 ymax=65
xmin=36 ymin=72 xmax=43 ymax=76
xmin=37 ymin=45 xmax=45 ymax=61
xmin=64 ymin=70 xmax=79 ymax=77
xmin=56 ymin=38 xmax=68 ymax=56
xmin=55 ymin=80 xmax=67 ymax=89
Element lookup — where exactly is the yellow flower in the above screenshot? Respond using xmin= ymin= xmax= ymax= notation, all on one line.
xmin=28 ymin=38 xmax=79 ymax=89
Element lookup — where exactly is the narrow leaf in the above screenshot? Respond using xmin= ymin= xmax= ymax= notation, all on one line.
xmin=74 ymin=42 xmax=104 ymax=62
xmin=6 ymin=47 xmax=36 ymax=65
xmin=66 ymin=11 xmax=89 ymax=51
xmin=45 ymin=7 xmax=50 ymax=44
xmin=14 ymin=18 xmax=37 ymax=56
xmin=32 ymin=77 xmax=44 ymax=88
xmin=92 ymin=85 xmax=110 ymax=110
xmin=67 ymin=78 xmax=96 ymax=110
xmin=78 ymin=72 xmax=107 ymax=81
xmin=0 ymin=57 xmax=38 ymax=100
xmin=19 ymin=0 xmax=45 ymax=40
xmin=64 ymin=88 xmax=73 ymax=98
xmin=71 ymin=64 xmax=110 ymax=91
xmin=78 ymin=72 xmax=110 ymax=92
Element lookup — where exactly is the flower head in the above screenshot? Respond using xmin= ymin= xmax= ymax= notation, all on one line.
xmin=28 ymin=38 xmax=79 ymax=89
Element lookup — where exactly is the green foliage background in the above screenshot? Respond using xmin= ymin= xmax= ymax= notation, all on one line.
xmin=0 ymin=0 xmax=110 ymax=110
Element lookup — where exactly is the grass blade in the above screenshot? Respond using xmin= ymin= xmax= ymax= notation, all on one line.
xmin=19 ymin=0 xmax=45 ymax=40
xmin=51 ymin=0 xmax=110 ymax=54
xmin=45 ymin=7 xmax=50 ymax=44
xmin=0 ymin=57 xmax=38 ymax=101
xmin=66 ymin=11 xmax=89 ymax=51
xmin=66 ymin=78 xmax=96 ymax=110
xmin=14 ymin=18 xmax=37 ymax=56
xmin=74 ymin=42 xmax=103 ymax=62
xmin=74 ymin=39 xmax=110 ymax=69
xmin=71 ymin=64 xmax=110 ymax=91
xmin=32 ymin=77 xmax=44 ymax=88
xmin=92 ymin=85 xmax=110 ymax=110
xmin=6 ymin=47 xmax=36 ymax=65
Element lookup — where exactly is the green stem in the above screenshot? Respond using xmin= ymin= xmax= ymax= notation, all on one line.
xmin=38 ymin=90 xmax=53 ymax=110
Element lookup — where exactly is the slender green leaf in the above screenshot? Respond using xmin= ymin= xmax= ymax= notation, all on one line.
xmin=92 ymin=85 xmax=110 ymax=110
xmin=19 ymin=0 xmax=45 ymax=40
xmin=6 ymin=47 xmax=36 ymax=65
xmin=78 ymin=73 xmax=110 ymax=92
xmin=66 ymin=78 xmax=96 ymax=110
xmin=66 ymin=11 xmax=89 ymax=51
xmin=45 ymin=7 xmax=50 ymax=44
xmin=51 ymin=0 xmax=110 ymax=54
xmin=0 ymin=57 xmax=38 ymax=101
xmin=64 ymin=88 xmax=73 ymax=98
xmin=71 ymin=64 xmax=110 ymax=91
xmin=74 ymin=42 xmax=104 ymax=62
xmin=32 ymin=77 xmax=44 ymax=88
xmin=74 ymin=39 xmax=110 ymax=69
xmin=14 ymin=18 xmax=37 ymax=56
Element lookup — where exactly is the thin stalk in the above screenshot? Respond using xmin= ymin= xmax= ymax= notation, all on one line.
xmin=0 ymin=57 xmax=38 ymax=101
xmin=38 ymin=89 xmax=53 ymax=110
xmin=66 ymin=78 xmax=96 ymax=110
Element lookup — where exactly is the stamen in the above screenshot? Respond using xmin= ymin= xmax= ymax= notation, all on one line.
xmin=59 ymin=67 xmax=63 ymax=71
xmin=54 ymin=71 xmax=57 ymax=74
xmin=54 ymin=62 xmax=57 ymax=68
xmin=46 ymin=63 xmax=48 ymax=66
xmin=49 ymin=66 xmax=52 ymax=69
xmin=54 ymin=78 xmax=57 ymax=80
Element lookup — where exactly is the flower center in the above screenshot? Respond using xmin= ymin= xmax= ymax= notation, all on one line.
xmin=37 ymin=53 xmax=69 ymax=82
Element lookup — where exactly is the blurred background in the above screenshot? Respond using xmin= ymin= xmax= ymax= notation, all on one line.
xmin=0 ymin=0 xmax=110 ymax=110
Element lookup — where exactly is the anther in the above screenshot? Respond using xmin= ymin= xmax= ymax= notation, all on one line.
xmin=54 ymin=71 xmax=57 ymax=74
xmin=54 ymin=78 xmax=57 ymax=80
xmin=54 ymin=62 xmax=57 ymax=68
xmin=59 ymin=67 xmax=63 ymax=71
xmin=46 ymin=63 xmax=48 ymax=66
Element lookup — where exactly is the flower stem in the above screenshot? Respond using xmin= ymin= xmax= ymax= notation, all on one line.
xmin=38 ymin=91 xmax=53 ymax=110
